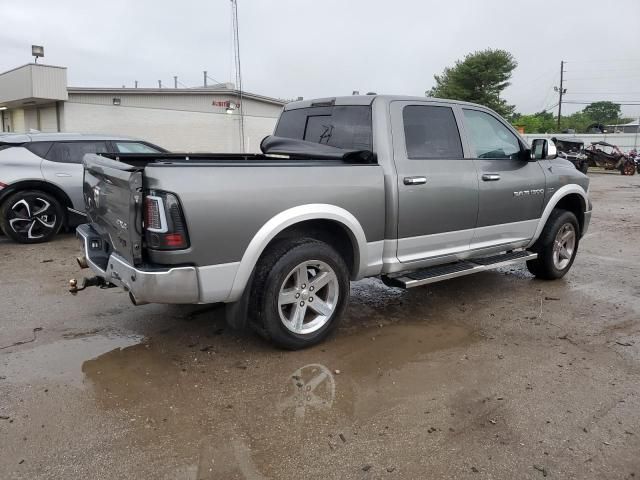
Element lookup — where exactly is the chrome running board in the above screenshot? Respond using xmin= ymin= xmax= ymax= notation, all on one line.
xmin=382 ymin=250 xmax=537 ymax=289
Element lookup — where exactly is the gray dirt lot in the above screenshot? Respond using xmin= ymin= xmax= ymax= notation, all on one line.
xmin=1 ymin=173 xmax=639 ymax=479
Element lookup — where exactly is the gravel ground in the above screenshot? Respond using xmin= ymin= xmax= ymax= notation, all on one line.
xmin=1 ymin=173 xmax=639 ymax=479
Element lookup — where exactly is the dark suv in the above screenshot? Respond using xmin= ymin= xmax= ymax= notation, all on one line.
xmin=0 ymin=133 xmax=166 ymax=243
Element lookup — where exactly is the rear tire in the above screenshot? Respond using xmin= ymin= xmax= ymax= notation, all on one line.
xmin=526 ymin=209 xmax=579 ymax=280
xmin=0 ymin=190 xmax=64 ymax=244
xmin=251 ymin=238 xmax=350 ymax=350
xmin=621 ymin=161 xmax=636 ymax=176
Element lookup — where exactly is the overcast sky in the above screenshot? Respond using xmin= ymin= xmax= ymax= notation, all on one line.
xmin=2 ymin=0 xmax=639 ymax=118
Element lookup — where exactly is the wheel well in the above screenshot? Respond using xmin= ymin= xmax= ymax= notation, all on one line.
xmin=555 ymin=193 xmax=585 ymax=234
xmin=267 ymin=219 xmax=358 ymax=278
xmin=0 ymin=181 xmax=73 ymax=224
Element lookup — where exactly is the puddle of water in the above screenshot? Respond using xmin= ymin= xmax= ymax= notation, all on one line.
xmin=2 ymin=334 xmax=143 ymax=387
xmin=67 ymin=320 xmax=475 ymax=479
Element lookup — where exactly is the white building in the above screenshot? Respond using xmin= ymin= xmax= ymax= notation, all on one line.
xmin=0 ymin=63 xmax=286 ymax=152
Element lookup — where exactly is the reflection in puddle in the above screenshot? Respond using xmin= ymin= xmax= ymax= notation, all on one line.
xmin=74 ymin=320 xmax=475 ymax=478
xmin=2 ymin=333 xmax=142 ymax=386
xmin=277 ymin=364 xmax=335 ymax=418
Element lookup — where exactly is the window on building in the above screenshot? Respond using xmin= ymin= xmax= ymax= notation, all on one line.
xmin=402 ymin=105 xmax=463 ymax=159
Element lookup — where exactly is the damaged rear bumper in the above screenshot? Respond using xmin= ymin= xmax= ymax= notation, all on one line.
xmin=76 ymin=224 xmax=200 ymax=304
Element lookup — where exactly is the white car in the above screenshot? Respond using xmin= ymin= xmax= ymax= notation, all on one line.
xmin=0 ymin=133 xmax=166 ymax=243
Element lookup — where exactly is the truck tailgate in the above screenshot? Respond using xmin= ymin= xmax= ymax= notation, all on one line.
xmin=83 ymin=154 xmax=143 ymax=265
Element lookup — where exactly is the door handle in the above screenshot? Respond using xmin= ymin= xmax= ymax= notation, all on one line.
xmin=404 ymin=176 xmax=427 ymax=185
xmin=482 ymin=173 xmax=501 ymax=181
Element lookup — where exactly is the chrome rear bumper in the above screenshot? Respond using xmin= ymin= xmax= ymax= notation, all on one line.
xmin=76 ymin=224 xmax=199 ymax=304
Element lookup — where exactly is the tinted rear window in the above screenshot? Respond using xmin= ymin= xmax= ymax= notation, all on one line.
xmin=403 ymin=105 xmax=463 ymax=159
xmin=26 ymin=142 xmax=53 ymax=158
xmin=275 ymin=105 xmax=372 ymax=151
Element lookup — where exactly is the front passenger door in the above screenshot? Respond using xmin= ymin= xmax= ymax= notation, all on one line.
xmin=462 ymin=109 xmax=546 ymax=249
xmin=41 ymin=141 xmax=109 ymax=211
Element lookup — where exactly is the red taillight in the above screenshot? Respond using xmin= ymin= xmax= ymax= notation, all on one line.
xmin=144 ymin=191 xmax=189 ymax=250
xmin=163 ymin=233 xmax=186 ymax=247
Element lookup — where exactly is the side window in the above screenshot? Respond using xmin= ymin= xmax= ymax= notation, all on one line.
xmin=25 ymin=142 xmax=53 ymax=158
xmin=403 ymin=105 xmax=463 ymax=159
xmin=114 ymin=142 xmax=161 ymax=154
xmin=46 ymin=141 xmax=108 ymax=164
xmin=463 ymin=109 xmax=521 ymax=159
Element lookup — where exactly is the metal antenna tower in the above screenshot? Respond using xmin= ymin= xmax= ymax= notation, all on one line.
xmin=231 ymin=0 xmax=245 ymax=153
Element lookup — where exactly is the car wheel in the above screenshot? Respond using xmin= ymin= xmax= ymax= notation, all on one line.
xmin=251 ymin=238 xmax=350 ymax=350
xmin=0 ymin=190 xmax=64 ymax=244
xmin=623 ymin=161 xmax=636 ymax=176
xmin=526 ymin=209 xmax=579 ymax=280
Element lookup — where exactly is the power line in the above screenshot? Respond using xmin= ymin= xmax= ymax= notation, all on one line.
xmin=565 ymin=59 xmax=640 ymax=64
xmin=206 ymin=74 xmax=226 ymax=86
xmin=563 ymin=101 xmax=640 ymax=105
xmin=563 ymin=75 xmax=640 ymax=81
xmin=565 ymin=91 xmax=640 ymax=95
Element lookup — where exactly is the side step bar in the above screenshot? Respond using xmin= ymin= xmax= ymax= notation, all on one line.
xmin=382 ymin=250 xmax=537 ymax=289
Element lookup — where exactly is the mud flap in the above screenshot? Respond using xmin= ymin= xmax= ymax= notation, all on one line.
xmin=224 ymin=271 xmax=255 ymax=331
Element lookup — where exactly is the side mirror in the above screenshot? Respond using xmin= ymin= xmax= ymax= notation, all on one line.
xmin=530 ymin=138 xmax=558 ymax=160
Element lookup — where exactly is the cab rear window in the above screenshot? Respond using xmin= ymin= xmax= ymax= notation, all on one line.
xmin=275 ymin=105 xmax=372 ymax=151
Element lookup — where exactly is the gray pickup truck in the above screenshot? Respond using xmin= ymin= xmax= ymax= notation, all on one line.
xmin=74 ymin=95 xmax=591 ymax=349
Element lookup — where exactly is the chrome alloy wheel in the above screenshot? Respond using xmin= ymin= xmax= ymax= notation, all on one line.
xmin=278 ymin=260 xmax=340 ymax=335
xmin=552 ymin=223 xmax=576 ymax=270
xmin=8 ymin=197 xmax=58 ymax=240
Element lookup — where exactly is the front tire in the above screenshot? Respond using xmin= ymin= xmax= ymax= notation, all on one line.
xmin=527 ymin=209 xmax=579 ymax=280
xmin=0 ymin=190 xmax=64 ymax=244
xmin=252 ymin=238 xmax=350 ymax=350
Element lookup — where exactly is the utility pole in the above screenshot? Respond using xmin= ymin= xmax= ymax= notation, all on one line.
xmin=134 ymin=80 xmax=138 ymax=88
xmin=174 ymin=76 xmax=178 ymax=88
xmin=203 ymin=71 xmax=207 ymax=88
xmin=555 ymin=61 xmax=567 ymax=131
xmin=158 ymin=80 xmax=162 ymax=89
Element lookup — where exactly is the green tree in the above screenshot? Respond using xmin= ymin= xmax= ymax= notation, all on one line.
xmin=427 ymin=49 xmax=517 ymax=117
xmin=561 ymin=111 xmax=594 ymax=133
xmin=511 ymin=111 xmax=556 ymax=133
xmin=582 ymin=101 xmax=621 ymax=125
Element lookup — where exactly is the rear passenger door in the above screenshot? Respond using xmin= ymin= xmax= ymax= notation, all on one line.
xmin=391 ymin=101 xmax=479 ymax=263
xmin=41 ymin=141 xmax=109 ymax=211
xmin=460 ymin=108 xmax=546 ymax=249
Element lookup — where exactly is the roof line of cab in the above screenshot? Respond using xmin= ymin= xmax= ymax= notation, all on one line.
xmin=283 ymin=95 xmax=489 ymax=112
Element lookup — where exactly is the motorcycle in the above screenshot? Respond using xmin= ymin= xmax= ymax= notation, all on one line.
xmin=629 ymin=149 xmax=640 ymax=175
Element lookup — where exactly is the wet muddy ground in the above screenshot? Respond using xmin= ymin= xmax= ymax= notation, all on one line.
xmin=1 ymin=173 xmax=639 ymax=479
